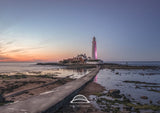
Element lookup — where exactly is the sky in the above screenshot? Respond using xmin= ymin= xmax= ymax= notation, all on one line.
xmin=0 ymin=0 xmax=160 ymax=62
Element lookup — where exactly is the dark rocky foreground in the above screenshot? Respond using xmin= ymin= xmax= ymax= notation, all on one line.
xmin=0 ymin=62 xmax=159 ymax=113
xmin=0 ymin=68 xmax=100 ymax=113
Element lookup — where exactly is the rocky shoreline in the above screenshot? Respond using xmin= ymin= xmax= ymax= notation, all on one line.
xmin=56 ymin=80 xmax=160 ymax=113
xmin=37 ymin=62 xmax=97 ymax=69
xmin=1 ymin=63 xmax=160 ymax=112
xmin=54 ymin=63 xmax=160 ymax=113
xmin=37 ymin=62 xmax=160 ymax=70
xmin=0 ymin=74 xmax=74 ymax=105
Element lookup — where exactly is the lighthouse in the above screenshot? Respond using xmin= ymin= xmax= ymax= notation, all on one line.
xmin=86 ymin=36 xmax=103 ymax=64
xmin=92 ymin=36 xmax=97 ymax=60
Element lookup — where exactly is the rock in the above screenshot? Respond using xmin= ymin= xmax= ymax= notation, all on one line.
xmin=150 ymin=100 xmax=152 ymax=104
xmin=135 ymin=85 xmax=140 ymax=88
xmin=108 ymin=89 xmax=120 ymax=94
xmin=123 ymin=98 xmax=131 ymax=102
xmin=123 ymin=106 xmax=132 ymax=111
xmin=140 ymin=96 xmax=148 ymax=99
xmin=111 ymin=69 xmax=115 ymax=72
xmin=115 ymin=72 xmax=119 ymax=75
xmin=0 ymin=94 xmax=5 ymax=103
xmin=157 ymin=100 xmax=160 ymax=104
xmin=108 ymin=89 xmax=121 ymax=98
xmin=131 ymin=98 xmax=135 ymax=100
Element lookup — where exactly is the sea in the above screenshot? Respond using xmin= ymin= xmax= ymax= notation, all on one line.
xmin=0 ymin=62 xmax=60 ymax=73
xmin=0 ymin=62 xmax=90 ymax=78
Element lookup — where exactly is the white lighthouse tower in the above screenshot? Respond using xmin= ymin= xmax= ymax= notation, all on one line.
xmin=86 ymin=36 xmax=103 ymax=64
xmin=92 ymin=36 xmax=97 ymax=60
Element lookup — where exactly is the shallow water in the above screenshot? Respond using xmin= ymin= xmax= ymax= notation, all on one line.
xmin=0 ymin=63 xmax=91 ymax=78
xmin=94 ymin=69 xmax=160 ymax=105
xmin=0 ymin=63 xmax=59 ymax=73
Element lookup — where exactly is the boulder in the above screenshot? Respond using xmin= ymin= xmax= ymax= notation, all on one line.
xmin=140 ymin=96 xmax=148 ymax=99
xmin=0 ymin=94 xmax=5 ymax=103
xmin=157 ymin=100 xmax=160 ymax=104
xmin=108 ymin=89 xmax=121 ymax=98
xmin=115 ymin=72 xmax=119 ymax=75
xmin=150 ymin=100 xmax=152 ymax=104
xmin=108 ymin=89 xmax=120 ymax=94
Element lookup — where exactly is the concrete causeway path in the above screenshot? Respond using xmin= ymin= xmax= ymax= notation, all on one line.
xmin=0 ymin=67 xmax=100 ymax=113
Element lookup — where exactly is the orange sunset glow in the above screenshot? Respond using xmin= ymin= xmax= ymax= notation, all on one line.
xmin=0 ymin=38 xmax=83 ymax=62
